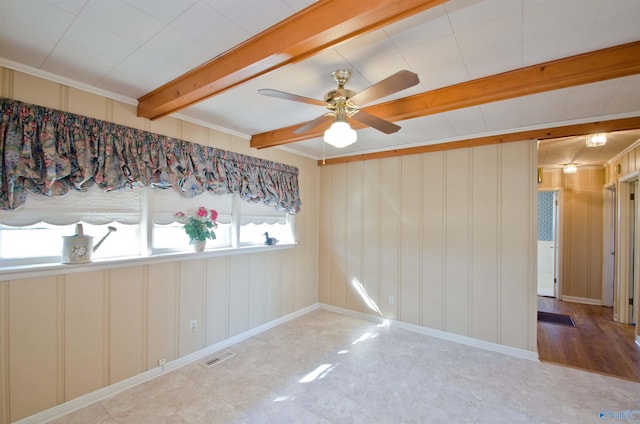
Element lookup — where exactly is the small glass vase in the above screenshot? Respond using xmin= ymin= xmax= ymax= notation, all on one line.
xmin=193 ymin=240 xmax=206 ymax=252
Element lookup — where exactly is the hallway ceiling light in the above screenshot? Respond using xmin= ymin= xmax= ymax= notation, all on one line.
xmin=586 ymin=133 xmax=607 ymax=147
xmin=563 ymin=163 xmax=578 ymax=174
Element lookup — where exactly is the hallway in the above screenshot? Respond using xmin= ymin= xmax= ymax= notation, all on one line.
xmin=537 ymin=297 xmax=640 ymax=382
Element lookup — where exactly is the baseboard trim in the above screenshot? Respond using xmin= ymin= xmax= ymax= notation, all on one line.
xmin=16 ymin=303 xmax=320 ymax=424
xmin=561 ymin=295 xmax=602 ymax=306
xmin=636 ymin=335 xmax=640 ymax=348
xmin=319 ymin=304 xmax=539 ymax=362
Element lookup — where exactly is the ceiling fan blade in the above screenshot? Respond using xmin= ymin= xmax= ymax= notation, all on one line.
xmin=348 ymin=70 xmax=419 ymax=105
xmin=293 ymin=114 xmax=334 ymax=134
xmin=258 ymin=88 xmax=328 ymax=107
xmin=351 ymin=110 xmax=400 ymax=134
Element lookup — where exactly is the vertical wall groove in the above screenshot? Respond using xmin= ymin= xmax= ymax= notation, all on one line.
xmin=103 ymin=272 xmax=110 ymax=388
xmin=467 ymin=149 xmax=474 ymax=336
xmin=496 ymin=145 xmax=503 ymax=344
xmin=141 ymin=266 xmax=149 ymax=371
xmin=0 ymin=282 xmax=9 ymax=424
xmin=441 ymin=152 xmax=447 ymax=329
xmin=56 ymin=277 xmax=65 ymax=404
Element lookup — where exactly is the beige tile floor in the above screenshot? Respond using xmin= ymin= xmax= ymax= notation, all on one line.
xmin=50 ymin=309 xmax=640 ymax=424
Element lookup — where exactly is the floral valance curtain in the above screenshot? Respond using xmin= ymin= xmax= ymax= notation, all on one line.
xmin=0 ymin=97 xmax=301 ymax=214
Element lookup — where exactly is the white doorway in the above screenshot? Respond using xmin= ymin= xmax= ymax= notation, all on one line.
xmin=616 ymin=175 xmax=639 ymax=325
xmin=537 ymin=190 xmax=560 ymax=298
xmin=602 ymin=185 xmax=616 ymax=308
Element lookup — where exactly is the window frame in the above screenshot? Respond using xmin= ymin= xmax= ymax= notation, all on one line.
xmin=0 ymin=188 xmax=296 ymax=270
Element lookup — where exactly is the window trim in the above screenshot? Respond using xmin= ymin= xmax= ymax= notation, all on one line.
xmin=0 ymin=190 xmax=295 ymax=270
xmin=0 ymin=242 xmax=297 ymax=282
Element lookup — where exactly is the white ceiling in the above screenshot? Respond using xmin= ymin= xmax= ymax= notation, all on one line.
xmin=1 ymin=0 xmax=640 ymax=165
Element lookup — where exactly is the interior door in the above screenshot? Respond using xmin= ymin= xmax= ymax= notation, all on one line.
xmin=537 ymin=191 xmax=556 ymax=297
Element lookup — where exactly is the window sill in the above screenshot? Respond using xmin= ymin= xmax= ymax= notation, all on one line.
xmin=0 ymin=242 xmax=297 ymax=281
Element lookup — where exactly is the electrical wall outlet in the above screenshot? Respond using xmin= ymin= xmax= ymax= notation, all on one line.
xmin=388 ymin=296 xmax=395 ymax=305
xmin=158 ymin=358 xmax=166 ymax=369
xmin=189 ymin=320 xmax=197 ymax=332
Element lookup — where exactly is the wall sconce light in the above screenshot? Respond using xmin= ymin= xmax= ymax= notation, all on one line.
xmin=586 ymin=133 xmax=606 ymax=147
xmin=563 ymin=163 xmax=578 ymax=174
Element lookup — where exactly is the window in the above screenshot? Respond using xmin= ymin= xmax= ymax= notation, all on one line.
xmin=0 ymin=187 xmax=142 ymax=265
xmin=149 ymin=189 xmax=232 ymax=252
xmin=237 ymin=198 xmax=293 ymax=246
xmin=0 ymin=186 xmax=295 ymax=267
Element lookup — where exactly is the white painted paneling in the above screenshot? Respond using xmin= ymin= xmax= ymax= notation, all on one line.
xmin=147 ymin=263 xmax=179 ymax=367
xmin=380 ymin=158 xmax=401 ymax=319
xmin=346 ymin=161 xmax=364 ymax=313
xmin=471 ymin=145 xmax=500 ymax=343
xmin=320 ymin=140 xmax=537 ymax=352
xmin=422 ymin=152 xmax=445 ymax=330
xmin=205 ymin=256 xmax=230 ymax=346
xmin=179 ymin=262 xmax=206 ymax=357
xmin=228 ymin=255 xmax=250 ymax=337
xmin=318 ymin=166 xmax=332 ymax=305
xmin=64 ymin=272 xmax=106 ymax=400
xmin=500 ymin=141 xmax=536 ymax=350
xmin=400 ymin=155 xmax=422 ymax=325
xmin=330 ymin=164 xmax=348 ymax=308
xmin=248 ymin=253 xmax=268 ymax=328
xmin=362 ymin=160 xmax=382 ymax=315
xmin=445 ymin=149 xmax=471 ymax=336
xmin=0 ymin=281 xmax=8 ymax=424
xmin=110 ymin=267 xmax=144 ymax=384
xmin=9 ymin=277 xmax=58 ymax=422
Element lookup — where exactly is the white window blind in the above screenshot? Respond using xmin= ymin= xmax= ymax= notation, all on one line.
xmin=150 ymin=189 xmax=232 ymax=225
xmin=238 ymin=199 xmax=288 ymax=225
xmin=0 ymin=187 xmax=142 ymax=226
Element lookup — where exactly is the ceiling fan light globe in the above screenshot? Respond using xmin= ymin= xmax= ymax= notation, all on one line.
xmin=324 ymin=121 xmax=357 ymax=148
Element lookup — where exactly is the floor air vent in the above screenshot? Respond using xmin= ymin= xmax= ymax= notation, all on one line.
xmin=199 ymin=351 xmax=236 ymax=368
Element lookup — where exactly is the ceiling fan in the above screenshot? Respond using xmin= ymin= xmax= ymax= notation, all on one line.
xmin=258 ymin=69 xmax=419 ymax=148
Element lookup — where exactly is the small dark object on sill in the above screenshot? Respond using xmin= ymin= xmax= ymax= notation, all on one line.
xmin=264 ymin=232 xmax=278 ymax=245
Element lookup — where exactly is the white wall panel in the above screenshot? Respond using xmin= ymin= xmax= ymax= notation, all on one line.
xmin=471 ymin=145 xmax=500 ymax=343
xmin=0 ymin=281 xmax=9 ymax=424
xmin=444 ymin=149 xmax=471 ymax=336
xmin=109 ymin=267 xmax=145 ymax=384
xmin=500 ymin=141 xmax=536 ymax=349
xmin=265 ymin=251 xmax=283 ymax=322
xmin=346 ymin=161 xmax=364 ymax=313
xmin=320 ymin=140 xmax=537 ymax=352
xmin=147 ymin=263 xmax=179 ymax=367
xmin=330 ymin=164 xmax=348 ymax=308
xmin=248 ymin=253 xmax=268 ymax=328
xmin=318 ymin=167 xmax=332 ymax=304
xmin=228 ymin=255 xmax=250 ymax=337
xmin=64 ymin=272 xmax=106 ymax=400
xmin=205 ymin=256 xmax=230 ymax=346
xmin=9 ymin=277 xmax=59 ymax=421
xmin=179 ymin=262 xmax=206 ymax=357
xmin=362 ymin=160 xmax=382 ymax=316
xmin=422 ymin=152 xmax=445 ymax=330
xmin=400 ymin=155 xmax=422 ymax=325
xmin=380 ymin=158 xmax=400 ymax=319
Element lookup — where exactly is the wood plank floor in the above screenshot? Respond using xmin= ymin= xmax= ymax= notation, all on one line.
xmin=537 ymin=296 xmax=640 ymax=382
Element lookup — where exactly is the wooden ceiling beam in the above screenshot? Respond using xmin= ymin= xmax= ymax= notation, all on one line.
xmin=316 ymin=116 xmax=640 ymax=165
xmin=250 ymin=40 xmax=640 ymax=149
xmin=136 ymin=0 xmax=446 ymax=120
